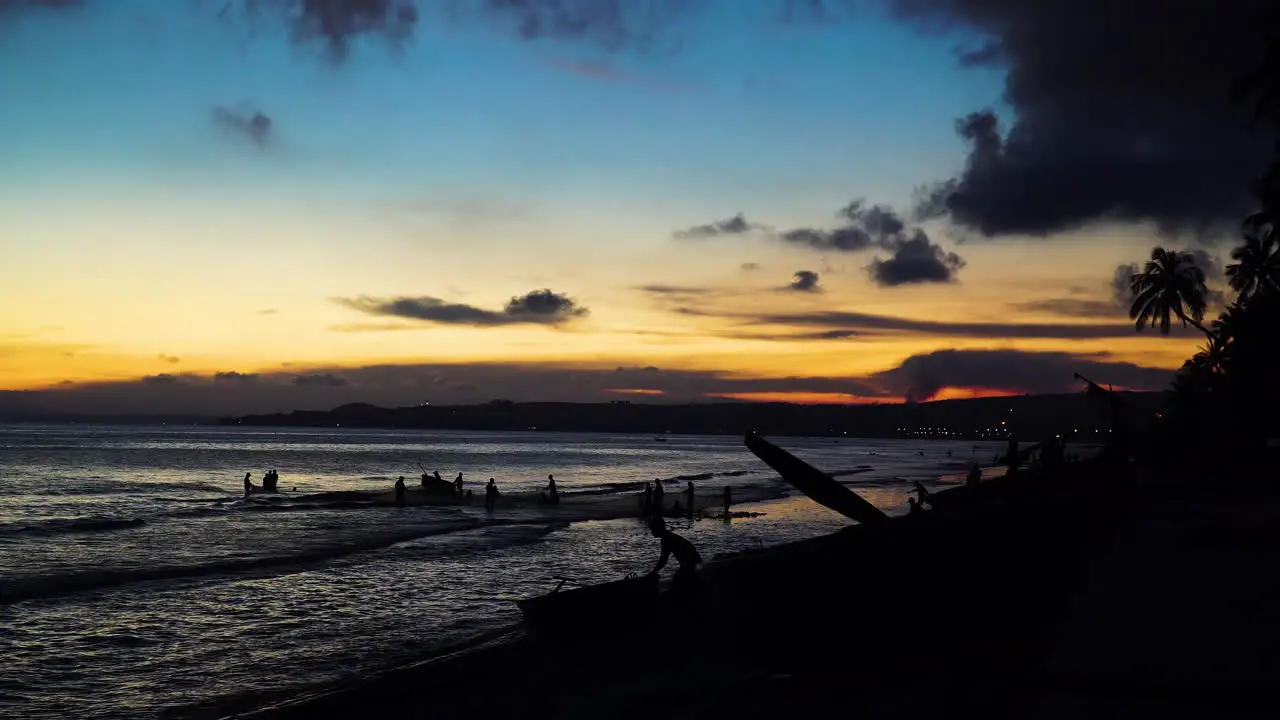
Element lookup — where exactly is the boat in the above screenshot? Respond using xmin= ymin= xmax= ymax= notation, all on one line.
xmin=516 ymin=574 xmax=659 ymax=631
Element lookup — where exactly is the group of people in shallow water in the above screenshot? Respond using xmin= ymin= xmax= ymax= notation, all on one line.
xmin=392 ymin=470 xmax=507 ymax=510
xmin=638 ymin=479 xmax=733 ymax=519
xmin=243 ymin=469 xmax=280 ymax=496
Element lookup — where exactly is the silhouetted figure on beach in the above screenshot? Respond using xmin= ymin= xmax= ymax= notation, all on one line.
xmin=546 ymin=474 xmax=559 ymax=503
xmin=263 ymin=469 xmax=278 ymax=492
xmin=1040 ymin=435 xmax=1063 ymax=470
xmin=394 ymin=476 xmax=407 ymax=507
xmin=420 ymin=472 xmax=430 ymax=491
xmin=967 ymin=463 xmax=981 ymax=486
xmin=722 ymin=486 xmax=731 ymax=517
xmin=642 ymin=482 xmax=653 ymax=513
xmin=908 ymin=497 xmax=924 ymax=515
xmin=649 ymin=516 xmax=701 ymax=589
xmin=913 ymin=481 xmax=931 ymax=506
xmin=652 ymin=479 xmax=664 ymax=513
xmin=485 ymin=478 xmax=498 ymax=511
xmin=244 ymin=472 xmax=253 ymax=496
xmin=685 ymin=481 xmax=694 ymax=514
xmin=455 ymin=473 xmax=464 ymax=496
xmin=1006 ymin=437 xmax=1020 ymax=474
xmin=671 ymin=500 xmax=682 ymax=516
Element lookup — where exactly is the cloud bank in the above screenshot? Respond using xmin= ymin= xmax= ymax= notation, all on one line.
xmin=899 ymin=0 xmax=1274 ymax=238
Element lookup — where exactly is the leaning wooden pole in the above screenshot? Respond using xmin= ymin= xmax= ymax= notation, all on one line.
xmin=744 ymin=431 xmax=890 ymax=526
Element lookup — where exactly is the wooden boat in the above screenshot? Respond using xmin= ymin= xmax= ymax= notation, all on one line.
xmin=516 ymin=574 xmax=659 ymax=630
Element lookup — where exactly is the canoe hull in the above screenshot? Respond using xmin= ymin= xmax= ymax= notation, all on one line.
xmin=517 ymin=574 xmax=659 ymax=631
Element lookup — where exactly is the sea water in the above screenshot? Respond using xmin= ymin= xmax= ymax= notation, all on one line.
xmin=0 ymin=424 xmax=1004 ymax=719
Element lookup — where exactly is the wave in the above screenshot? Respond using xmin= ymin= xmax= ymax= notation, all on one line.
xmin=26 ymin=480 xmax=228 ymax=496
xmin=0 ymin=516 xmax=147 ymax=537
xmin=0 ymin=519 xmax=487 ymax=606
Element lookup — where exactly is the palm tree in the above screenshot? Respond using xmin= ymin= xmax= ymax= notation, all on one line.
xmin=1225 ymin=223 xmax=1280 ymax=300
xmin=1129 ymin=246 xmax=1211 ymax=336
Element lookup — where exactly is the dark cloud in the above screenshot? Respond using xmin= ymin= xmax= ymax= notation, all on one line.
xmin=259 ymin=309 xmax=278 ymax=316
xmin=870 ymin=349 xmax=1175 ymax=402
xmin=214 ymin=371 xmax=259 ymax=383
xmin=1009 ymin=298 xmax=1124 ymax=320
xmin=18 ymin=363 xmax=891 ymax=415
xmin=734 ymin=308 xmax=1195 ymax=340
xmin=16 ymin=348 xmax=1179 ymax=416
xmin=740 ymin=262 xmax=761 ymax=272
xmin=899 ymin=0 xmax=1274 ymax=238
xmin=336 ymin=289 xmax=588 ymax=327
xmin=673 ymin=213 xmax=764 ymax=240
xmin=636 ymin=284 xmax=716 ymax=296
xmin=722 ymin=329 xmax=868 ymax=342
xmin=157 ymin=354 xmax=181 ymax=364
xmin=211 ymin=106 xmax=272 ymax=148
xmin=784 ymin=270 xmax=822 ymax=293
xmin=777 ymin=200 xmax=907 ymax=252
xmin=141 ymin=373 xmax=179 ymax=385
xmin=1111 ymin=263 xmax=1140 ymax=308
xmin=292 ymin=373 xmax=349 ymax=387
xmin=867 ymin=230 xmax=965 ymax=286
xmin=779 ymin=226 xmax=876 ymax=252
xmin=215 ymin=0 xmax=418 ymax=51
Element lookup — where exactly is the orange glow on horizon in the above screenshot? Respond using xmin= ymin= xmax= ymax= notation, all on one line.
xmin=927 ymin=387 xmax=1021 ymax=402
xmin=707 ymin=392 xmax=891 ymax=405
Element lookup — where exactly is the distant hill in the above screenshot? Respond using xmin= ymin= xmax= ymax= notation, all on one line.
xmin=218 ymin=392 xmax=1165 ymax=439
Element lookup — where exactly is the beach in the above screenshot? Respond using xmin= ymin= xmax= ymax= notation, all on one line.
xmin=224 ymin=454 xmax=1134 ymax=719
xmin=0 ymin=425 xmax=1003 ymax=719
xmin=222 ymin=452 xmax=1280 ymax=720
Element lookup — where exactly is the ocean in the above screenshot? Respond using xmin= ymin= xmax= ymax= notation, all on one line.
xmin=0 ymin=424 xmax=1005 ymax=719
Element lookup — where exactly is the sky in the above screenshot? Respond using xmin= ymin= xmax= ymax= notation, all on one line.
xmin=0 ymin=0 xmax=1273 ymax=415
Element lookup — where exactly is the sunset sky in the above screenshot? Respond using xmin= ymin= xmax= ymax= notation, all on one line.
xmin=0 ymin=1 xmax=1269 ymax=415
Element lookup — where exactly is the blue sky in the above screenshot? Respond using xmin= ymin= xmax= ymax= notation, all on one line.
xmin=3 ymin=1 xmax=1198 ymax=413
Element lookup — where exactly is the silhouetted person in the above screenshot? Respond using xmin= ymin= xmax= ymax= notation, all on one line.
xmin=685 ymin=481 xmax=694 ymax=514
xmin=649 ymin=516 xmax=701 ymax=589
xmin=722 ymin=486 xmax=731 ymax=517
xmin=434 ymin=470 xmax=443 ymax=484
xmin=967 ymin=462 xmax=981 ymax=486
xmin=244 ymin=472 xmax=253 ymax=496
xmin=671 ymin=500 xmax=682 ymax=516
xmin=913 ymin=481 xmax=930 ymax=506
xmin=485 ymin=478 xmax=498 ymax=511
xmin=653 ymin=479 xmax=664 ymax=512
xmin=455 ymin=473 xmax=464 ymax=496
xmin=394 ymin=476 xmax=407 ymax=507
xmin=643 ymin=482 xmax=653 ymax=513
xmin=421 ymin=472 xmax=430 ymax=490
xmin=546 ymin=474 xmax=559 ymax=503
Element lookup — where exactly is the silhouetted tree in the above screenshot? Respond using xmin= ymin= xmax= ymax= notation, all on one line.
xmin=1226 ymin=221 xmax=1280 ymax=299
xmin=1128 ymin=247 xmax=1211 ymax=336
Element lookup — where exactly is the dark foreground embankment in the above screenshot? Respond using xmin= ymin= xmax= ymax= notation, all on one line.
xmin=210 ymin=459 xmax=1138 ymax=719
